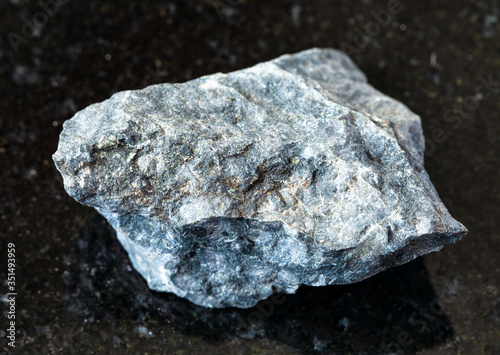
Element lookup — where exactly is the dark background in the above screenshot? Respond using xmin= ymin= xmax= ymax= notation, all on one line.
xmin=1 ymin=0 xmax=499 ymax=354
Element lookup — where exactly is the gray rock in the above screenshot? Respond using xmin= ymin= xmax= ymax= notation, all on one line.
xmin=53 ymin=48 xmax=467 ymax=308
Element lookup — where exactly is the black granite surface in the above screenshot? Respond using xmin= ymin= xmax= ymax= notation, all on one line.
xmin=1 ymin=0 xmax=499 ymax=354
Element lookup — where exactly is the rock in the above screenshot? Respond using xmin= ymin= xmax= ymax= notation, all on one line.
xmin=53 ymin=48 xmax=467 ymax=308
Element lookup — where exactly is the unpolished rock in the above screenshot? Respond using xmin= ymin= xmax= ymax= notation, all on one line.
xmin=53 ymin=48 xmax=467 ymax=308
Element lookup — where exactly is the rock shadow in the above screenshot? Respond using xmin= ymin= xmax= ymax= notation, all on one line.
xmin=63 ymin=213 xmax=455 ymax=354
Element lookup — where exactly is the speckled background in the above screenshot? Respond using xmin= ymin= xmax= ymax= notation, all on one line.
xmin=0 ymin=0 xmax=499 ymax=354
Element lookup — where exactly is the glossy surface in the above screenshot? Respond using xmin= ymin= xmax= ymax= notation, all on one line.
xmin=1 ymin=0 xmax=499 ymax=353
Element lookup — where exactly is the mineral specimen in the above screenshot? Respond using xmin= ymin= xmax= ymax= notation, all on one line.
xmin=53 ymin=48 xmax=467 ymax=308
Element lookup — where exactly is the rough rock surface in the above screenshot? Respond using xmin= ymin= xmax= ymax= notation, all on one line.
xmin=53 ymin=48 xmax=467 ymax=308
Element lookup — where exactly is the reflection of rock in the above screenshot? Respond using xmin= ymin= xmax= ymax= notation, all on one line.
xmin=53 ymin=48 xmax=467 ymax=308
xmin=67 ymin=215 xmax=455 ymax=354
